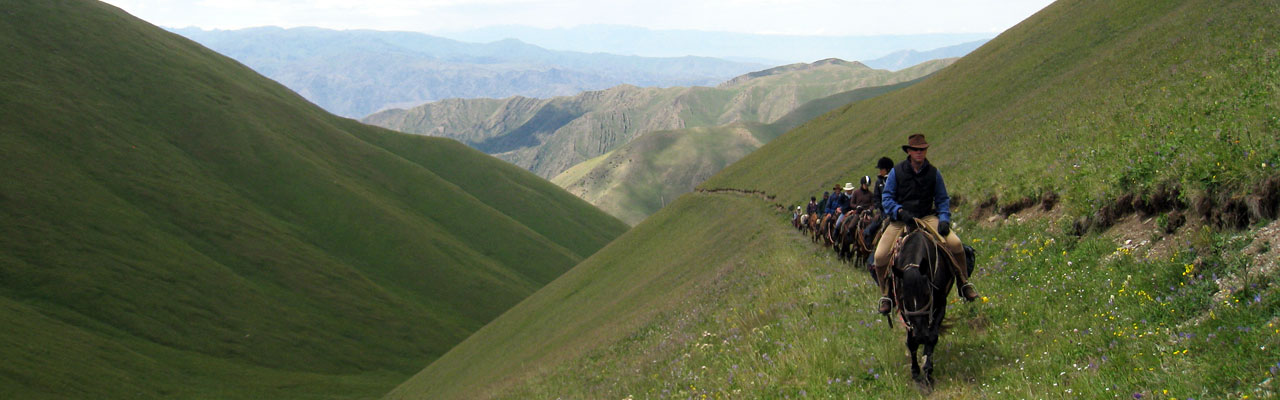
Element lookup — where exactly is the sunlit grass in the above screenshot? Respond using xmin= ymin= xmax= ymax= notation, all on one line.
xmin=499 ymin=215 xmax=1279 ymax=399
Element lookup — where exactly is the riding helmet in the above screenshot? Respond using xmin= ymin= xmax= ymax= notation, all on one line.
xmin=877 ymin=157 xmax=894 ymax=170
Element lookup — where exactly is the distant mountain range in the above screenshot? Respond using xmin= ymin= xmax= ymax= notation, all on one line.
xmin=440 ymin=24 xmax=994 ymax=64
xmin=364 ymin=59 xmax=949 ymax=180
xmin=169 ymin=27 xmax=768 ymax=118
xmin=366 ymin=58 xmax=956 ymax=223
xmin=863 ymin=39 xmax=990 ymax=70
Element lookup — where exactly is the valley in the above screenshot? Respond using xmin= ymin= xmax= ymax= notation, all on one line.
xmin=5 ymin=0 xmax=1278 ymax=399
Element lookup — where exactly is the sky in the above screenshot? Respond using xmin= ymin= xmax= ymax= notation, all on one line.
xmin=99 ymin=0 xmax=1056 ymax=36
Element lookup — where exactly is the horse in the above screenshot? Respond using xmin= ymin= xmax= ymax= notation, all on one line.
xmin=888 ymin=225 xmax=960 ymax=390
xmin=806 ymin=212 xmax=821 ymax=242
xmin=833 ymin=209 xmax=861 ymax=262
xmin=820 ymin=214 xmax=838 ymax=247
xmin=852 ymin=209 xmax=880 ymax=267
xmin=819 ymin=214 xmax=839 ymax=244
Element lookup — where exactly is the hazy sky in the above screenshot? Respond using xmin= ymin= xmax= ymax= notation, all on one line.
xmin=100 ymin=0 xmax=1055 ymax=36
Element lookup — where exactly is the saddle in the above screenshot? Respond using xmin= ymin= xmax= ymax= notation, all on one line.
xmin=887 ymin=219 xmax=952 ymax=274
xmin=886 ymin=219 xmax=977 ymax=276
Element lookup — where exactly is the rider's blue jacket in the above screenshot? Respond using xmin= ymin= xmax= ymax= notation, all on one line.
xmin=825 ymin=192 xmax=849 ymax=215
xmin=882 ymin=159 xmax=951 ymax=224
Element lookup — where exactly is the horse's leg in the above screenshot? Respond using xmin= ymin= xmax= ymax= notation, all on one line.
xmin=908 ymin=337 xmax=921 ymax=382
xmin=922 ymin=339 xmax=937 ymax=387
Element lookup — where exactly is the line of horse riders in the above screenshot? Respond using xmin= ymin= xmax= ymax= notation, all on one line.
xmin=790 ymin=134 xmax=983 ymax=386
xmin=789 ymin=134 xmax=980 ymax=314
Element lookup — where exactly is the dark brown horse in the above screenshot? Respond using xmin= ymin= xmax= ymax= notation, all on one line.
xmin=819 ymin=213 xmax=837 ymax=247
xmin=835 ymin=208 xmax=878 ymax=265
xmin=889 ymin=226 xmax=963 ymax=390
xmin=856 ymin=210 xmax=884 ymax=271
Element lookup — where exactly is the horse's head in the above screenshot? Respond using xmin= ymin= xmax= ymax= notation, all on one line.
xmin=895 ymin=231 xmax=941 ymax=341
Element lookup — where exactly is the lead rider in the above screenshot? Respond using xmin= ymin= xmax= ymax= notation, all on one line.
xmin=873 ymin=134 xmax=979 ymax=314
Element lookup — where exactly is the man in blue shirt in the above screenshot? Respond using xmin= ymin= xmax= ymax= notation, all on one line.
xmin=872 ymin=134 xmax=978 ymax=314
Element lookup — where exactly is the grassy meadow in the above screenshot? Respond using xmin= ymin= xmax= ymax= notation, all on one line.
xmin=484 ymin=208 xmax=1280 ymax=399
xmin=388 ymin=0 xmax=1279 ymax=398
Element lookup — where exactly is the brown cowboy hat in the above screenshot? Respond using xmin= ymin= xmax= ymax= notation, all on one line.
xmin=901 ymin=134 xmax=930 ymax=152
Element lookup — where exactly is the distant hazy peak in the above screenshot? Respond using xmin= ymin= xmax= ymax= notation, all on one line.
xmin=718 ymin=58 xmax=869 ymax=88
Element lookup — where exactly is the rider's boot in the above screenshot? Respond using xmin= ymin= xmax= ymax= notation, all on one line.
xmin=874 ymin=263 xmax=892 ymax=314
xmin=952 ymin=251 xmax=979 ymax=301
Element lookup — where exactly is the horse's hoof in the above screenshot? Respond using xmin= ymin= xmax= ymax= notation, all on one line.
xmin=916 ymin=381 xmax=933 ymax=394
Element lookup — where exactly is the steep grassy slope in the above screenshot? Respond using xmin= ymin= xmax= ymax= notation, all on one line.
xmin=553 ymin=76 xmax=929 ymax=225
xmin=385 ymin=193 xmax=796 ymax=399
xmin=171 ymin=27 xmax=765 ymax=118
xmin=364 ymin=59 xmax=952 ymax=179
xmin=0 ymin=1 xmax=626 ymax=398
xmin=385 ymin=0 xmax=1280 ymax=398
xmin=706 ymin=0 xmax=1279 ymax=219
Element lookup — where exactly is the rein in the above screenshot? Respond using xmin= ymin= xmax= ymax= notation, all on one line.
xmin=891 ymin=224 xmax=945 ymax=333
xmin=853 ymin=210 xmax=876 ymax=253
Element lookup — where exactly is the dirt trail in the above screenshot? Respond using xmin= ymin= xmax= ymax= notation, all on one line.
xmin=695 ymin=187 xmax=789 ymax=212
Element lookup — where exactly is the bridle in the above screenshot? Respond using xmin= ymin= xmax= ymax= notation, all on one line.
xmin=891 ymin=229 xmax=943 ymax=333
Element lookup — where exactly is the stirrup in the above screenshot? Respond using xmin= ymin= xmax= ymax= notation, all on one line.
xmin=877 ymin=297 xmax=893 ymax=314
xmin=960 ymin=283 xmax=979 ymax=302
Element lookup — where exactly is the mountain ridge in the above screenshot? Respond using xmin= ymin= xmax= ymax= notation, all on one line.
xmin=170 ymin=26 xmax=767 ymax=118
xmin=440 ymin=24 xmax=995 ymax=64
xmin=364 ymin=58 xmax=954 ymax=183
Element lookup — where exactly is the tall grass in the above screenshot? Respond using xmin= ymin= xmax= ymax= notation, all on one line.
xmin=492 ymin=214 xmax=1279 ymax=399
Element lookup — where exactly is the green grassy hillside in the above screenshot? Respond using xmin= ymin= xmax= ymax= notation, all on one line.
xmin=385 ymin=0 xmax=1280 ymax=398
xmin=552 ymin=76 xmax=928 ymax=225
xmin=363 ymin=59 xmax=952 ymax=180
xmin=0 ymin=1 xmax=626 ymax=398
xmin=705 ymin=0 xmax=1279 ymax=219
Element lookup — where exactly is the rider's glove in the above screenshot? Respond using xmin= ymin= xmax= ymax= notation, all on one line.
xmin=897 ymin=209 xmax=916 ymax=223
xmin=938 ymin=220 xmax=951 ymax=237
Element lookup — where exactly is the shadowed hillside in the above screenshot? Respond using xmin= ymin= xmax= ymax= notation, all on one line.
xmin=0 ymin=1 xmax=627 ymax=398
xmin=385 ymin=0 xmax=1280 ymax=398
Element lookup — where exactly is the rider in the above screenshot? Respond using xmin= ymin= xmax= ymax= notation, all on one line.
xmin=872 ymin=134 xmax=978 ymax=314
xmin=862 ymin=157 xmax=894 ymax=249
xmin=806 ymin=196 xmax=820 ymax=214
xmin=833 ymin=182 xmax=856 ymax=229
xmin=824 ymin=185 xmax=846 ymax=216
xmin=849 ymin=176 xmax=876 ymax=211
xmin=816 ymin=191 xmax=830 ymax=215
